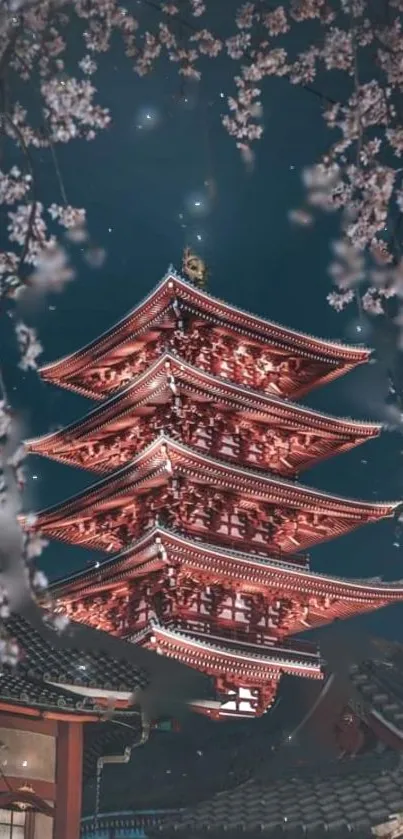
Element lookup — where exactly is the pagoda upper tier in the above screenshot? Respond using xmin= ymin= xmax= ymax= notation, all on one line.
xmin=22 ymin=436 xmax=399 ymax=557
xmin=26 ymin=354 xmax=381 ymax=479
xmin=38 ymin=272 xmax=371 ymax=402
xmin=50 ymin=528 xmax=403 ymax=640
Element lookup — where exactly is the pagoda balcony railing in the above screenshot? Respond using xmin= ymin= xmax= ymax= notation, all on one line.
xmin=81 ymin=809 xmax=177 ymax=838
xmin=193 ymin=540 xmax=311 ymax=568
xmin=172 ymin=620 xmax=319 ymax=658
xmin=281 ymin=635 xmax=319 ymax=655
xmin=181 ymin=531 xmax=311 ymax=569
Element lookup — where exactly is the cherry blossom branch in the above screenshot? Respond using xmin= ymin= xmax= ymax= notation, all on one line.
xmin=2 ymin=111 xmax=38 ymax=279
xmin=13 ymin=50 xmax=70 ymax=207
xmin=0 ymin=368 xmax=10 ymax=410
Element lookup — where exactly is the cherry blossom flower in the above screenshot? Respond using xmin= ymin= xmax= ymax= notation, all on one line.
xmin=0 ymin=403 xmax=12 ymax=441
xmin=189 ymin=0 xmax=206 ymax=17
xmin=29 ymin=244 xmax=76 ymax=293
xmin=24 ymin=532 xmax=49 ymax=562
xmin=327 ymin=289 xmax=355 ymax=311
xmin=31 ymin=570 xmax=48 ymax=591
xmin=15 ymin=323 xmax=43 ymax=371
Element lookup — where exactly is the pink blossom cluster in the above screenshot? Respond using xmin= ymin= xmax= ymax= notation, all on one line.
xmin=189 ymin=0 xmax=206 ymax=16
xmin=41 ymin=76 xmax=111 ymax=142
xmin=0 ymin=167 xmax=32 ymax=204
xmin=15 ymin=323 xmax=43 ymax=371
xmin=3 ymin=0 xmax=403 ymax=350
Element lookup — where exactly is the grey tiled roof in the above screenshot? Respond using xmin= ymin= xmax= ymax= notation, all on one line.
xmin=143 ymin=658 xmax=403 ymax=837
xmin=152 ymin=749 xmax=403 ymax=836
xmin=2 ymin=607 xmax=215 ymax=718
xmin=351 ymin=660 xmax=403 ymax=730
xmin=1 ymin=613 xmax=148 ymax=714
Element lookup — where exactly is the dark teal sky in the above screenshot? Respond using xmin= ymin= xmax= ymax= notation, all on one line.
xmin=6 ymin=29 xmax=403 ymax=643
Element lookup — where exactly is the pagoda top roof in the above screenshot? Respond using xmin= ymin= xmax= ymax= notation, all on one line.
xmin=26 ymin=435 xmax=399 ymax=528
xmin=39 ymin=271 xmax=371 ymax=382
xmin=27 ymin=353 xmax=381 ymax=458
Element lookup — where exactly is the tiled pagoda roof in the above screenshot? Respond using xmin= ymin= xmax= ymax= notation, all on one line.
xmin=52 ymin=529 xmax=403 ymax=635
xmin=29 ymin=435 xmax=398 ymax=521
xmin=38 ymin=272 xmax=370 ymax=396
xmin=132 ymin=620 xmax=322 ymax=679
xmin=23 ymin=436 xmax=399 ymax=554
xmin=26 ymin=353 xmax=381 ymax=476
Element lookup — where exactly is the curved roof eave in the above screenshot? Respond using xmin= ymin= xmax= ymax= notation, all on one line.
xmin=38 ymin=270 xmax=371 ymax=380
xmin=50 ymin=528 xmax=403 ymax=603
xmin=22 ymin=435 xmax=400 ymax=526
xmin=26 ymin=354 xmax=382 ymax=453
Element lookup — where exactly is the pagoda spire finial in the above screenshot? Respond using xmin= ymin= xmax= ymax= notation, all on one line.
xmin=182 ymin=247 xmax=208 ymax=289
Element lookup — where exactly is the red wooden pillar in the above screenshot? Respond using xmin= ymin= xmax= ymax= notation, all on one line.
xmin=53 ymin=721 xmax=83 ymax=839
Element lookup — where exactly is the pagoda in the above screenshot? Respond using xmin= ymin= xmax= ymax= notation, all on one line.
xmin=23 ymin=256 xmax=403 ymax=718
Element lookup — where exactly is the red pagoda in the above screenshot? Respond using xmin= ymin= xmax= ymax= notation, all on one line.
xmin=23 ymin=259 xmax=403 ymax=718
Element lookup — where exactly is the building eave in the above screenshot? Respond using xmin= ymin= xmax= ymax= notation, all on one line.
xmin=22 ymin=436 xmax=400 ymax=531
xmin=142 ymin=622 xmax=323 ymax=679
xmin=51 ymin=527 xmax=403 ymax=602
xmin=38 ymin=271 xmax=371 ymax=385
xmin=26 ymin=353 xmax=382 ymax=458
xmin=50 ymin=528 xmax=403 ymax=635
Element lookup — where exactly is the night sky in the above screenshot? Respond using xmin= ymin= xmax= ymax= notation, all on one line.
xmin=5 ymin=8 xmax=403 ymax=645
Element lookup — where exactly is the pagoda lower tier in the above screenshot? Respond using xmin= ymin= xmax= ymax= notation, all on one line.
xmin=26 ymin=354 xmax=381 ymax=479
xmin=52 ymin=528 xmax=403 ymax=639
xmin=49 ymin=528 xmax=403 ymax=717
xmin=38 ymin=273 xmax=371 ymax=402
xmin=133 ymin=622 xmax=324 ymax=718
xmin=21 ymin=436 xmax=399 ymax=557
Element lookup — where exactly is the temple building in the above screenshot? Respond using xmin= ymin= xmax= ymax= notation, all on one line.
xmin=23 ymin=263 xmax=403 ymax=718
xmin=0 ymin=610 xmax=147 ymax=839
xmin=0 ymin=605 xmax=213 ymax=839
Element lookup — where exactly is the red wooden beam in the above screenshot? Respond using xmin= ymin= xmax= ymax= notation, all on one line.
xmin=0 ymin=702 xmax=99 ymax=724
xmin=0 ymin=713 xmax=57 ymax=736
xmin=53 ymin=722 xmax=83 ymax=839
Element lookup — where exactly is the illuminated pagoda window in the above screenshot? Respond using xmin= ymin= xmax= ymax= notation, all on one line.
xmin=22 ymin=256 xmax=403 ymax=719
